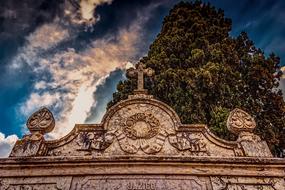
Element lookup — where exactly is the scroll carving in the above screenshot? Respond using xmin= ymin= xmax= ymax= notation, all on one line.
xmin=169 ymin=132 xmax=208 ymax=155
xmin=227 ymin=108 xmax=256 ymax=135
xmin=112 ymin=112 xmax=168 ymax=154
xmin=210 ymin=176 xmax=285 ymax=190
xmin=0 ymin=177 xmax=72 ymax=190
xmin=27 ymin=107 xmax=55 ymax=134
xmin=9 ymin=107 xmax=55 ymax=157
xmin=77 ymin=131 xmax=114 ymax=151
xmin=227 ymin=108 xmax=272 ymax=157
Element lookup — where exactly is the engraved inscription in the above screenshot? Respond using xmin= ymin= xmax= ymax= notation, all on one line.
xmin=71 ymin=176 xmax=210 ymax=190
xmin=127 ymin=182 xmax=156 ymax=190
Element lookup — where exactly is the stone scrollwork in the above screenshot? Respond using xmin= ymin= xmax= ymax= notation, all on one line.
xmin=77 ymin=131 xmax=114 ymax=151
xmin=123 ymin=113 xmax=160 ymax=140
xmin=0 ymin=177 xmax=72 ymax=190
xmin=210 ymin=176 xmax=285 ymax=190
xmin=227 ymin=108 xmax=273 ymax=157
xmin=9 ymin=107 xmax=55 ymax=157
xmin=113 ymin=112 xmax=168 ymax=154
xmin=227 ymin=108 xmax=256 ymax=135
xmin=169 ymin=132 xmax=208 ymax=155
xmin=27 ymin=107 xmax=55 ymax=134
xmin=104 ymin=100 xmax=179 ymax=155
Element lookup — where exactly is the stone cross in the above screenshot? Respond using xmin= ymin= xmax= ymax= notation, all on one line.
xmin=127 ymin=62 xmax=154 ymax=94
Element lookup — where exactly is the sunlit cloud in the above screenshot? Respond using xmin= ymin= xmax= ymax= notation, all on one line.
xmin=15 ymin=9 xmax=151 ymax=138
xmin=10 ymin=20 xmax=70 ymax=69
xmin=65 ymin=0 xmax=113 ymax=28
xmin=0 ymin=133 xmax=18 ymax=158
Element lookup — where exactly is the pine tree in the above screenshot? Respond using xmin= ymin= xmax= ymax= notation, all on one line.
xmin=108 ymin=1 xmax=285 ymax=156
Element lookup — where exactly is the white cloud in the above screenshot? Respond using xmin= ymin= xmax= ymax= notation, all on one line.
xmin=0 ymin=133 xmax=18 ymax=158
xmin=20 ymin=92 xmax=61 ymax=114
xmin=80 ymin=0 xmax=112 ymax=21
xmin=34 ymin=81 xmax=47 ymax=90
xmin=48 ymin=23 xmax=143 ymax=138
xmin=64 ymin=0 xmax=113 ymax=28
xmin=10 ymin=20 xmax=70 ymax=69
xmin=17 ymin=16 xmax=147 ymax=139
xmin=11 ymin=2 xmax=159 ymax=140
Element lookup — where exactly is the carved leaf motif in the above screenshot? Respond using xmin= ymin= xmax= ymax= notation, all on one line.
xmin=27 ymin=107 xmax=55 ymax=134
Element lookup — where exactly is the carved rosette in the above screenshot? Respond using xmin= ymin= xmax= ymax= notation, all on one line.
xmin=227 ymin=108 xmax=256 ymax=135
xmin=123 ymin=113 xmax=160 ymax=140
xmin=105 ymin=102 xmax=177 ymax=154
xmin=27 ymin=107 xmax=55 ymax=134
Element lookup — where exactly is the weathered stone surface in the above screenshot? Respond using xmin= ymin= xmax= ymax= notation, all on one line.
xmin=26 ymin=107 xmax=55 ymax=134
xmin=0 ymin=177 xmax=72 ymax=190
xmin=71 ymin=175 xmax=212 ymax=190
xmin=211 ymin=176 xmax=285 ymax=190
xmin=9 ymin=132 xmax=47 ymax=157
xmin=1 ymin=65 xmax=284 ymax=189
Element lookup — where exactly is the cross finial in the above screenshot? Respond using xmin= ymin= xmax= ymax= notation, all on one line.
xmin=127 ymin=62 xmax=154 ymax=94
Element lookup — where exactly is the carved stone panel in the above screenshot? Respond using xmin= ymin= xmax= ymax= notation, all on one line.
xmin=0 ymin=177 xmax=72 ymax=190
xmin=9 ymin=133 xmax=47 ymax=157
xmin=210 ymin=176 xmax=285 ymax=190
xmin=105 ymin=102 xmax=177 ymax=154
xmin=71 ymin=175 xmax=212 ymax=190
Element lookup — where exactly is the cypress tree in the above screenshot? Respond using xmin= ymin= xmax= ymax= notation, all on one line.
xmin=108 ymin=1 xmax=285 ymax=156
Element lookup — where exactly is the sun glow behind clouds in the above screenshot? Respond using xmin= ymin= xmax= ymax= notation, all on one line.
xmin=66 ymin=75 xmax=107 ymax=130
xmin=13 ymin=5 xmax=151 ymax=138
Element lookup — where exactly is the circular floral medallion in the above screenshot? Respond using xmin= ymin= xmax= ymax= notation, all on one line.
xmin=123 ymin=113 xmax=160 ymax=140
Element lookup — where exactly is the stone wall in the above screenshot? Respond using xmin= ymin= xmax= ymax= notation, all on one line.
xmin=0 ymin=93 xmax=284 ymax=190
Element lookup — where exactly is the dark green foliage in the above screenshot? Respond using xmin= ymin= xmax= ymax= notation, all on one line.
xmin=108 ymin=1 xmax=285 ymax=156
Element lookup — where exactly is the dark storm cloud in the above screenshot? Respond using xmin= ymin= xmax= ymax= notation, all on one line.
xmin=0 ymin=0 xmax=63 ymax=63
xmin=61 ymin=0 xmax=175 ymax=52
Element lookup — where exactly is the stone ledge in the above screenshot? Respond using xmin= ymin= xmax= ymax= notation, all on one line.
xmin=0 ymin=156 xmax=284 ymax=178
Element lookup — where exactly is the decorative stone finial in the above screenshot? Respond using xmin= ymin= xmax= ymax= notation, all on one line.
xmin=227 ymin=108 xmax=256 ymax=135
xmin=9 ymin=107 xmax=55 ymax=157
xmin=27 ymin=107 xmax=55 ymax=134
xmin=126 ymin=62 xmax=154 ymax=94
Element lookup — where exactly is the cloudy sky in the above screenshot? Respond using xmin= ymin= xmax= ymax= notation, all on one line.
xmin=0 ymin=0 xmax=285 ymax=157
